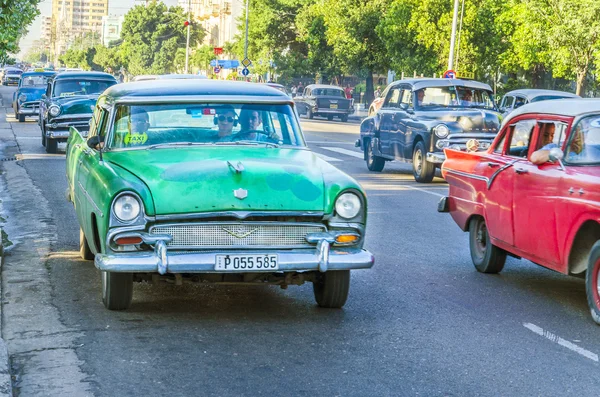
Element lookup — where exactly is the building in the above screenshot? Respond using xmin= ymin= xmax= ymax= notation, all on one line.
xmin=180 ymin=0 xmax=243 ymax=47
xmin=41 ymin=16 xmax=53 ymax=44
xmin=101 ymin=15 xmax=125 ymax=47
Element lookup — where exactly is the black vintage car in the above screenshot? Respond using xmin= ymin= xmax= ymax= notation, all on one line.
xmin=39 ymin=71 xmax=117 ymax=153
xmin=294 ymin=84 xmax=353 ymax=122
xmin=356 ymin=78 xmax=502 ymax=182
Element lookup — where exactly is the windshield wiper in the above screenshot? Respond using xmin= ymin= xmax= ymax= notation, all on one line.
xmin=147 ymin=142 xmax=208 ymax=150
xmin=213 ymin=140 xmax=279 ymax=148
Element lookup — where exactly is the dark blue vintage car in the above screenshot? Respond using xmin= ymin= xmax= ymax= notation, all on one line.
xmin=356 ymin=78 xmax=502 ymax=182
xmin=39 ymin=71 xmax=117 ymax=153
xmin=12 ymin=71 xmax=56 ymax=122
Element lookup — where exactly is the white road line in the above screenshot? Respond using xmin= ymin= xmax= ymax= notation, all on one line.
xmin=321 ymin=146 xmax=363 ymax=159
xmin=16 ymin=137 xmax=40 ymax=140
xmin=523 ymin=322 xmax=599 ymax=362
xmin=313 ymin=152 xmax=342 ymax=162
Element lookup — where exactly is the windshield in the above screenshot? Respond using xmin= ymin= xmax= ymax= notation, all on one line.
xmin=53 ymin=79 xmax=116 ymax=97
xmin=313 ymin=88 xmax=345 ymax=97
xmin=107 ymin=103 xmax=305 ymax=150
xmin=530 ymin=95 xmax=574 ymax=103
xmin=564 ymin=115 xmax=600 ymax=165
xmin=415 ymin=86 xmax=496 ymax=110
xmin=6 ymin=69 xmax=22 ymax=75
xmin=20 ymin=75 xmax=50 ymax=86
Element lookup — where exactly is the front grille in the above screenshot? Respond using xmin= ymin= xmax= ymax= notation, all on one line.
xmin=150 ymin=222 xmax=327 ymax=249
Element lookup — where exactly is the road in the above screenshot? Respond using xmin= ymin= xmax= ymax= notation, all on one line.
xmin=0 ymin=84 xmax=598 ymax=396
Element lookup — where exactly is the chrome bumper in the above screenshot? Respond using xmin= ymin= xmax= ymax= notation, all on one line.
xmin=18 ymin=107 xmax=39 ymax=116
xmin=426 ymin=152 xmax=445 ymax=164
xmin=95 ymin=241 xmax=375 ymax=275
xmin=315 ymin=108 xmax=353 ymax=115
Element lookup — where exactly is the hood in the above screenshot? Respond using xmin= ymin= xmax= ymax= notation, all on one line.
xmin=53 ymin=94 xmax=99 ymax=116
xmin=419 ymin=109 xmax=502 ymax=133
xmin=104 ymin=147 xmax=327 ymax=215
xmin=17 ymin=86 xmax=46 ymax=102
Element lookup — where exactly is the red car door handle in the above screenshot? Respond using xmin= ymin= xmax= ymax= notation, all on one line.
xmin=515 ymin=168 xmax=528 ymax=174
xmin=487 ymin=162 xmax=500 ymax=168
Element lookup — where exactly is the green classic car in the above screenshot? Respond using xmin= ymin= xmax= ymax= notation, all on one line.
xmin=66 ymin=80 xmax=374 ymax=310
xmin=40 ymin=71 xmax=118 ymax=153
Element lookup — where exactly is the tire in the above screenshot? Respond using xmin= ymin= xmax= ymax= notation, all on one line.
xmin=412 ymin=141 xmax=435 ymax=183
xmin=102 ymin=271 xmax=133 ymax=310
xmin=469 ymin=217 xmax=507 ymax=274
xmin=41 ymin=123 xmax=46 ymax=147
xmin=585 ymin=241 xmax=600 ymax=325
xmin=18 ymin=114 xmax=25 ymax=123
xmin=79 ymin=228 xmax=94 ymax=260
xmin=46 ymin=137 xmax=57 ymax=153
xmin=365 ymin=139 xmax=385 ymax=172
xmin=340 ymin=114 xmax=349 ymax=122
xmin=327 ymin=115 xmax=334 ymax=121
xmin=313 ymin=270 xmax=350 ymax=308
xmin=307 ymin=108 xmax=314 ymax=119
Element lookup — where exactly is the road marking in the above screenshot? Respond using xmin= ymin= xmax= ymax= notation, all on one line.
xmin=313 ymin=152 xmax=342 ymax=162
xmin=321 ymin=146 xmax=363 ymax=159
xmin=523 ymin=323 xmax=598 ymax=362
xmin=16 ymin=137 xmax=40 ymax=140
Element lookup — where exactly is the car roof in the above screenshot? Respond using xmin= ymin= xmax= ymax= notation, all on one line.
xmin=52 ymin=71 xmax=117 ymax=81
xmin=102 ymin=79 xmax=291 ymax=103
xmin=503 ymin=98 xmax=600 ymax=124
xmin=391 ymin=78 xmax=493 ymax=91
xmin=305 ymin=84 xmax=344 ymax=90
xmin=503 ymin=88 xmax=579 ymax=100
xmin=21 ymin=71 xmax=56 ymax=77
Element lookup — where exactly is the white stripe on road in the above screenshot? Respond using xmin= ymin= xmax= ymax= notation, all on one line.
xmin=321 ymin=146 xmax=363 ymax=159
xmin=313 ymin=152 xmax=342 ymax=162
xmin=16 ymin=137 xmax=41 ymax=140
xmin=523 ymin=322 xmax=598 ymax=362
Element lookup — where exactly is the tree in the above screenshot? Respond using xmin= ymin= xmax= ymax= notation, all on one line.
xmin=23 ymin=40 xmax=50 ymax=64
xmin=191 ymin=44 xmax=216 ymax=71
xmin=0 ymin=0 xmax=41 ymax=62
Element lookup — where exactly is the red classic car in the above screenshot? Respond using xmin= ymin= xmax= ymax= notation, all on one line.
xmin=438 ymin=99 xmax=600 ymax=324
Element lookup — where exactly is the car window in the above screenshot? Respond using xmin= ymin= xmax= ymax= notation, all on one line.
xmin=107 ymin=103 xmax=304 ymax=150
xmin=414 ymin=86 xmax=495 ymax=110
xmin=53 ymin=79 xmax=116 ymax=97
xmin=501 ymin=96 xmax=514 ymax=109
xmin=312 ymin=88 xmax=345 ymax=97
xmin=383 ymin=88 xmax=401 ymax=108
xmin=20 ymin=75 xmax=49 ymax=86
xmin=530 ymin=95 xmax=574 ymax=103
xmin=400 ymin=89 xmax=412 ymax=105
xmin=514 ymin=96 xmax=527 ymax=108
xmin=534 ymin=121 xmax=566 ymax=151
xmin=493 ymin=129 xmax=509 ymax=154
xmin=564 ymin=115 xmax=600 ymax=165
xmin=508 ymin=119 xmax=536 ymax=157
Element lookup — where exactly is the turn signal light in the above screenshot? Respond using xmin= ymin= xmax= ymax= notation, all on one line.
xmin=335 ymin=234 xmax=359 ymax=244
xmin=115 ymin=236 xmax=143 ymax=245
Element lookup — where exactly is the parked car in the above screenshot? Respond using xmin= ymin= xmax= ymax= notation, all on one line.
xmin=65 ymin=80 xmax=374 ymax=310
xmin=294 ymin=84 xmax=353 ymax=122
xmin=264 ymin=82 xmax=289 ymax=96
xmin=39 ymin=71 xmax=117 ymax=153
xmin=499 ymin=89 xmax=579 ymax=116
xmin=368 ymin=85 xmax=390 ymax=116
xmin=12 ymin=71 xmax=56 ymax=122
xmin=2 ymin=67 xmax=23 ymax=85
xmin=438 ymin=98 xmax=600 ymax=324
xmin=356 ymin=78 xmax=502 ymax=182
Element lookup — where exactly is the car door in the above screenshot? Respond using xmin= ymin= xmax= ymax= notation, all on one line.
xmin=377 ymin=85 xmax=402 ymax=156
xmin=388 ymin=86 xmax=413 ymax=159
xmin=512 ymin=118 xmax=569 ymax=268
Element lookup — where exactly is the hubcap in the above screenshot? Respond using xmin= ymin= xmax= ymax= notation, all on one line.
xmin=415 ymin=149 xmax=422 ymax=173
xmin=474 ymin=221 xmax=487 ymax=257
xmin=102 ymin=271 xmax=108 ymax=298
xmin=595 ymin=259 xmax=600 ymax=307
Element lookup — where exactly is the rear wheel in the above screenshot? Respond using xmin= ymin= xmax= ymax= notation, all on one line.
xmin=327 ymin=115 xmax=334 ymax=121
xmin=365 ymin=139 xmax=385 ymax=172
xmin=102 ymin=271 xmax=133 ymax=310
xmin=469 ymin=217 xmax=507 ymax=274
xmin=313 ymin=270 xmax=350 ymax=308
xmin=340 ymin=114 xmax=349 ymax=122
xmin=585 ymin=241 xmax=600 ymax=325
xmin=412 ymin=141 xmax=435 ymax=183
xmin=307 ymin=108 xmax=314 ymax=119
xmin=79 ymin=228 xmax=94 ymax=260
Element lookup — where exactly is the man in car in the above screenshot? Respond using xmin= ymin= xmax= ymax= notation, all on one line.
xmin=215 ymin=105 xmax=238 ymax=141
xmin=238 ymin=106 xmax=280 ymax=142
xmin=415 ymin=89 xmax=425 ymax=106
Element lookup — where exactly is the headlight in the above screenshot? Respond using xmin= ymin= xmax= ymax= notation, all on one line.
xmin=335 ymin=192 xmax=362 ymax=219
xmin=113 ymin=194 xmax=141 ymax=222
xmin=18 ymin=94 xmax=27 ymax=102
xmin=48 ymin=105 xmax=61 ymax=117
xmin=434 ymin=124 xmax=449 ymax=138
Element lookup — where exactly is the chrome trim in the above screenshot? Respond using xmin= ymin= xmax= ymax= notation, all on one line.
xmin=109 ymin=191 xmax=147 ymax=227
xmin=154 ymin=210 xmax=325 ymax=222
xmin=113 ymin=97 xmax=294 ymax=105
xmin=112 ymin=231 xmax=172 ymax=246
xmin=426 ymin=152 xmax=445 ymax=164
xmin=305 ymin=231 xmax=361 ymax=246
xmin=49 ymin=121 xmax=90 ymax=128
xmin=156 ymin=241 xmax=168 ymax=275
xmin=106 ymin=224 xmax=147 ymax=252
xmin=317 ymin=240 xmax=329 ymax=272
xmin=77 ymin=181 xmax=104 ymax=217
xmin=49 ymin=113 xmax=93 ymax=122
xmin=95 ymin=246 xmax=375 ymax=273
xmin=443 ymin=168 xmax=489 ymax=184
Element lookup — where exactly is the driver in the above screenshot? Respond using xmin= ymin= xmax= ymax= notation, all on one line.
xmin=239 ymin=107 xmax=263 ymax=136
xmin=530 ymin=123 xmax=557 ymax=164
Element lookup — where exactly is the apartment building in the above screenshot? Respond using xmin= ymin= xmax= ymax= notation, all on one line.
xmin=178 ymin=0 xmax=243 ymax=47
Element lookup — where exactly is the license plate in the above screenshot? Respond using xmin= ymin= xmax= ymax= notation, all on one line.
xmin=330 ymin=104 xmax=338 ymax=109
xmin=215 ymin=254 xmax=278 ymax=271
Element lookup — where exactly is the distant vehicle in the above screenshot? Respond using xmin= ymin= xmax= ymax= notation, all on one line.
xmin=2 ymin=67 xmax=23 ymax=86
xmin=294 ymin=84 xmax=354 ymax=122
xmin=368 ymin=85 xmax=390 ymax=116
xmin=131 ymin=74 xmax=208 ymax=82
xmin=12 ymin=71 xmax=56 ymax=122
xmin=39 ymin=71 xmax=118 ymax=153
xmin=356 ymin=78 xmax=502 ymax=182
xmin=439 ymin=98 xmax=600 ymax=324
xmin=263 ymin=82 xmax=289 ymax=96
xmin=499 ymin=89 xmax=579 ymax=116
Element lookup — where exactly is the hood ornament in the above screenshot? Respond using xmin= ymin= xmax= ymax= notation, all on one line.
xmin=222 ymin=226 xmax=258 ymax=239
xmin=233 ymin=188 xmax=248 ymax=200
xmin=227 ymin=160 xmax=245 ymax=173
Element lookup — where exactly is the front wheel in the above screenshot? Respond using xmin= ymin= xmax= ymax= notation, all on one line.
xmin=18 ymin=114 xmax=25 ymax=122
xmin=365 ymin=139 xmax=385 ymax=172
xmin=307 ymin=108 xmax=314 ymax=119
xmin=412 ymin=141 xmax=435 ymax=183
xmin=313 ymin=270 xmax=350 ymax=308
xmin=102 ymin=271 xmax=133 ymax=310
xmin=469 ymin=217 xmax=506 ymax=274
xmin=585 ymin=241 xmax=600 ymax=325
xmin=46 ymin=138 xmax=57 ymax=153
xmin=79 ymin=228 xmax=94 ymax=260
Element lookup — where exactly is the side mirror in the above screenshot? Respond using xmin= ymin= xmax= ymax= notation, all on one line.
xmin=549 ymin=147 xmax=564 ymax=161
xmin=399 ymin=103 xmax=409 ymax=110
xmin=87 ymin=135 xmax=102 ymax=150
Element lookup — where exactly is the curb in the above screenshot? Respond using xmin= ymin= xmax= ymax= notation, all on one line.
xmin=0 ymin=226 xmax=10 ymax=397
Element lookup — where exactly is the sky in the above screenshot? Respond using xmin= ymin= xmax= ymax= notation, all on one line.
xmin=17 ymin=0 xmax=178 ymax=58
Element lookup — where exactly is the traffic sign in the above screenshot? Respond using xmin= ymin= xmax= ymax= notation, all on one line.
xmin=241 ymin=68 xmax=249 ymax=76
xmin=213 ymin=47 xmax=223 ymax=55
xmin=443 ymin=69 xmax=457 ymax=79
xmin=241 ymin=58 xmax=252 ymax=68
xmin=213 ymin=66 xmax=221 ymax=74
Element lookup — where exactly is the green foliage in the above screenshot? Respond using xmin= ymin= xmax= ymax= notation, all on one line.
xmin=191 ymin=45 xmax=216 ymax=71
xmin=23 ymin=40 xmax=50 ymax=64
xmin=0 ymin=0 xmax=41 ymax=61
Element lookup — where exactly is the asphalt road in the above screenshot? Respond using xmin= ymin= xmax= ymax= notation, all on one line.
xmin=0 ymin=84 xmax=599 ymax=396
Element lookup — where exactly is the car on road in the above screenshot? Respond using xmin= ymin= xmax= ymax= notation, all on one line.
xmin=11 ymin=71 xmax=56 ymax=122
xmin=356 ymin=78 xmax=502 ymax=182
xmin=438 ymin=98 xmax=600 ymax=324
xmin=368 ymin=85 xmax=390 ymax=116
xmin=131 ymin=74 xmax=208 ymax=81
xmin=294 ymin=84 xmax=354 ymax=122
xmin=65 ymin=80 xmax=374 ymax=310
xmin=39 ymin=71 xmax=117 ymax=153
xmin=2 ymin=67 xmax=23 ymax=86
xmin=499 ymin=89 xmax=579 ymax=116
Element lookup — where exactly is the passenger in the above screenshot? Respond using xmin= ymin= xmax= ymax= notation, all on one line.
xmin=530 ymin=123 xmax=558 ymax=164
xmin=415 ymin=89 xmax=425 ymax=106
xmin=214 ymin=105 xmax=238 ymax=141
xmin=459 ymin=89 xmax=473 ymax=106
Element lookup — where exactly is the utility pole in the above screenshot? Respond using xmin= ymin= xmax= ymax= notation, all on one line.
xmin=244 ymin=0 xmax=249 ymax=59
xmin=447 ymin=0 xmax=459 ymax=71
xmin=185 ymin=0 xmax=191 ymax=74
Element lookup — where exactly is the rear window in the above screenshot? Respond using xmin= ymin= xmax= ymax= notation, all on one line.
xmin=530 ymin=95 xmax=574 ymax=103
xmin=312 ymin=89 xmax=345 ymax=97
